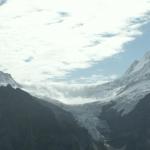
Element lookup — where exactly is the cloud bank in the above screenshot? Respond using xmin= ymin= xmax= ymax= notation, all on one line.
xmin=0 ymin=0 xmax=150 ymax=85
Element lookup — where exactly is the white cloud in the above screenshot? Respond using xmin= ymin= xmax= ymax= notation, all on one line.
xmin=68 ymin=74 xmax=118 ymax=85
xmin=0 ymin=0 xmax=150 ymax=85
xmin=22 ymin=73 xmax=119 ymax=104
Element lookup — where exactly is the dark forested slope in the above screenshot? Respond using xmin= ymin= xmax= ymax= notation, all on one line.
xmin=0 ymin=85 xmax=105 ymax=150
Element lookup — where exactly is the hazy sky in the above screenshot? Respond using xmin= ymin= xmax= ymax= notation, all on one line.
xmin=0 ymin=0 xmax=150 ymax=85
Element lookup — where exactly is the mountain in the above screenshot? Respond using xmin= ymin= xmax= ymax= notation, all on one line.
xmin=100 ymin=92 xmax=150 ymax=150
xmin=63 ymin=51 xmax=150 ymax=149
xmin=1 ymin=51 xmax=150 ymax=150
xmin=0 ymin=85 xmax=107 ymax=150
xmin=72 ymin=51 xmax=150 ymax=114
xmin=113 ymin=51 xmax=150 ymax=114
xmin=20 ymin=51 xmax=150 ymax=148
xmin=0 ymin=71 xmax=18 ymax=88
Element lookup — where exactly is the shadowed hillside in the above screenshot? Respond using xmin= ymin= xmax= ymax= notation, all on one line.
xmin=0 ymin=85 xmax=106 ymax=150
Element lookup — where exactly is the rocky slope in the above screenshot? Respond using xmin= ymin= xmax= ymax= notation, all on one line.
xmin=100 ymin=93 xmax=150 ymax=150
xmin=0 ymin=85 xmax=106 ymax=150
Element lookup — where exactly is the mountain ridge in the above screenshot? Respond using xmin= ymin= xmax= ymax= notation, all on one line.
xmin=0 ymin=85 xmax=106 ymax=150
xmin=0 ymin=71 xmax=19 ymax=88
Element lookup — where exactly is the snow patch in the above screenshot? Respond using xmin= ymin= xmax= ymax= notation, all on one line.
xmin=0 ymin=71 xmax=18 ymax=88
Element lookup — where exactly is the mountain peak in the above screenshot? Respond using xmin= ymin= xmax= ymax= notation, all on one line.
xmin=0 ymin=71 xmax=18 ymax=88
xmin=125 ymin=60 xmax=139 ymax=75
xmin=124 ymin=51 xmax=150 ymax=76
xmin=143 ymin=51 xmax=150 ymax=59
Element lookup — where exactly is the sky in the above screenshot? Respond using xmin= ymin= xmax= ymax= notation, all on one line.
xmin=0 ymin=0 xmax=150 ymax=87
xmin=67 ymin=22 xmax=150 ymax=84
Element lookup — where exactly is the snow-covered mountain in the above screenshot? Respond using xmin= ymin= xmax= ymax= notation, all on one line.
xmin=0 ymin=71 xmax=18 ymax=88
xmin=64 ymin=51 xmax=150 ymax=143
xmin=110 ymin=51 xmax=150 ymax=114
xmin=76 ymin=51 xmax=150 ymax=115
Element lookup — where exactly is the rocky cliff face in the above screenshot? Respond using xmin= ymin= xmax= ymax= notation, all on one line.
xmin=100 ymin=93 xmax=150 ymax=150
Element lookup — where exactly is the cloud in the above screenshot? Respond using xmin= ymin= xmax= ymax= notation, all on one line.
xmin=22 ymin=73 xmax=118 ymax=104
xmin=22 ymin=75 xmax=114 ymax=104
xmin=0 ymin=0 xmax=150 ymax=85
xmin=0 ymin=0 xmax=6 ymax=5
xmin=67 ymin=74 xmax=118 ymax=84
